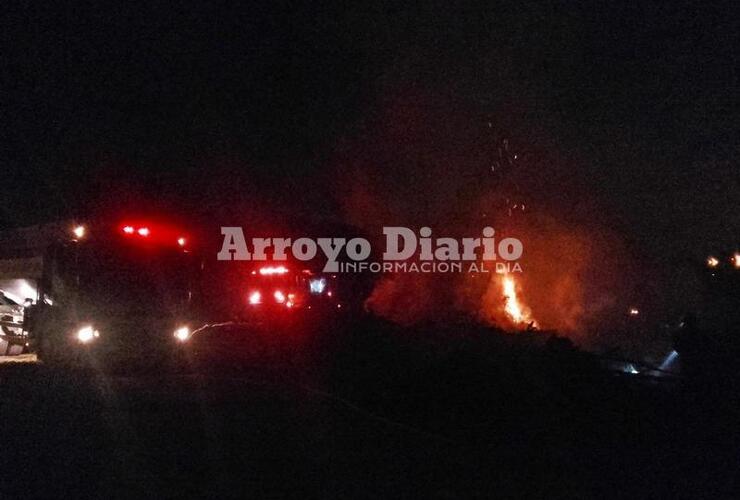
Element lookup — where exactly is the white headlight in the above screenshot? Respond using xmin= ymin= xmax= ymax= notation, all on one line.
xmin=76 ymin=325 xmax=98 ymax=343
xmin=174 ymin=326 xmax=190 ymax=342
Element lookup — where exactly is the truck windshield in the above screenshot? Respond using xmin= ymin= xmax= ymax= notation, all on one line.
xmin=64 ymin=240 xmax=194 ymax=315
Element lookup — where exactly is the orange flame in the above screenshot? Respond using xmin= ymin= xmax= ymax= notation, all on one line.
xmin=501 ymin=275 xmax=537 ymax=328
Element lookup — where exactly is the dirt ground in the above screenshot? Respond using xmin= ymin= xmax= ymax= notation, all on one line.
xmin=1 ymin=325 xmax=739 ymax=499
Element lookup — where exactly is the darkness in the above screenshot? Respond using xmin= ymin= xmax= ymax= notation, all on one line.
xmin=2 ymin=1 xmax=739 ymax=302
xmin=3 ymin=4 xmax=740 ymax=497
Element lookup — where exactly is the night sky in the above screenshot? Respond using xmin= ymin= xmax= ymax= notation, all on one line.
xmin=2 ymin=1 xmax=738 ymax=265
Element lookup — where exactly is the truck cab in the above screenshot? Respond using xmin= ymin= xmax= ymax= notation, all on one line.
xmin=0 ymin=219 xmax=202 ymax=369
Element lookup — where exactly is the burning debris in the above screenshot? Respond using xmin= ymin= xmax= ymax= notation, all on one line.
xmin=501 ymin=275 xmax=537 ymax=329
xmin=332 ymin=89 xmax=632 ymax=339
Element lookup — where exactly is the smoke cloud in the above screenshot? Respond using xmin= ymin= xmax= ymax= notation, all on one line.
xmin=331 ymin=88 xmax=633 ymax=339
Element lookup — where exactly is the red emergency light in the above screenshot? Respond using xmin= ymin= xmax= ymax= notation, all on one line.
xmin=247 ymin=289 xmax=295 ymax=307
xmin=259 ymin=266 xmax=289 ymax=275
xmin=122 ymin=225 xmax=151 ymax=236
xmin=120 ymin=222 xmax=189 ymax=248
xmin=248 ymin=291 xmax=261 ymax=305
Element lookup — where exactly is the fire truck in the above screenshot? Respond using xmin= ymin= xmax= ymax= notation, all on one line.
xmin=170 ymin=260 xmax=344 ymax=344
xmin=0 ymin=219 xmax=201 ymax=368
xmin=245 ymin=265 xmax=340 ymax=310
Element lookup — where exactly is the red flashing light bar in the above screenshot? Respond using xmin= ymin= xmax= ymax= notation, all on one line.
xmin=259 ymin=266 xmax=289 ymax=275
xmin=122 ymin=225 xmax=151 ymax=237
xmin=121 ymin=224 xmax=188 ymax=247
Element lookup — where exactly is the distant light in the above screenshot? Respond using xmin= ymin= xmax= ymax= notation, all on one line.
xmin=336 ymin=303 xmax=342 ymax=309
xmin=659 ymin=350 xmax=679 ymax=371
xmin=174 ymin=326 xmax=190 ymax=342
xmin=137 ymin=227 xmax=150 ymax=237
xmin=177 ymin=237 xmax=186 ymax=247
xmin=248 ymin=291 xmax=261 ymax=305
xmin=309 ymin=278 xmax=326 ymax=294
xmin=123 ymin=226 xmax=135 ymax=234
xmin=624 ymin=364 xmax=639 ymax=375
xmin=286 ymin=301 xmax=294 ymax=308
xmin=707 ymin=256 xmax=719 ymax=268
xmin=732 ymin=253 xmax=740 ymax=269
xmin=259 ymin=266 xmax=288 ymax=275
xmin=274 ymin=290 xmax=286 ymax=303
xmin=629 ymin=308 xmax=640 ymax=316
xmin=72 ymin=225 xmax=86 ymax=239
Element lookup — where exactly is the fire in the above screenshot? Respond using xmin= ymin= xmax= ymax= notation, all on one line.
xmin=501 ymin=275 xmax=537 ymax=328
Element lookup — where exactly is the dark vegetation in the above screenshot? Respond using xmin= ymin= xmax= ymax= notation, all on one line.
xmin=2 ymin=317 xmax=739 ymax=498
